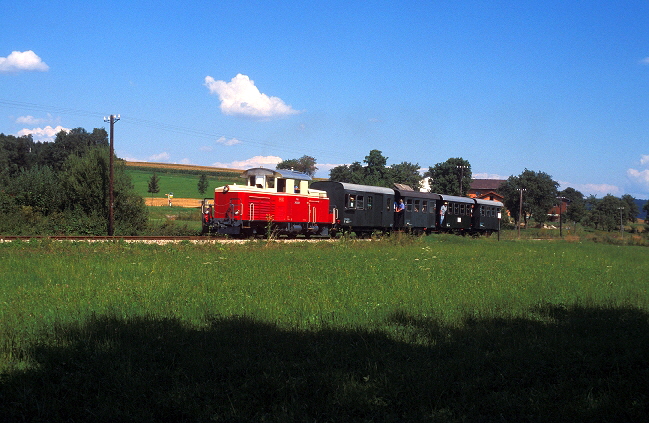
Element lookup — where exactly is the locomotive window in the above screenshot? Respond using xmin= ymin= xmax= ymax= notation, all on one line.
xmin=414 ymin=199 xmax=420 ymax=212
xmin=267 ymin=178 xmax=275 ymax=189
xmin=406 ymin=199 xmax=413 ymax=212
xmin=357 ymin=195 xmax=364 ymax=210
xmin=346 ymin=194 xmax=356 ymax=209
xmin=367 ymin=196 xmax=373 ymax=210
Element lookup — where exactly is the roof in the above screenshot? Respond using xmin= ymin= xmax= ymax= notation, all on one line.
xmin=240 ymin=167 xmax=312 ymax=181
xmin=438 ymin=194 xmax=475 ymax=204
xmin=470 ymin=179 xmax=506 ymax=191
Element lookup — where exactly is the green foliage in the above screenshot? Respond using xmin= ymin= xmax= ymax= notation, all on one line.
xmin=559 ymin=187 xmax=586 ymax=226
xmin=329 ymin=150 xmax=421 ymax=188
xmin=197 ymin=173 xmax=208 ymax=196
xmin=276 ymin=155 xmax=318 ymax=176
xmin=426 ymin=157 xmax=472 ymax=196
xmin=126 ymin=169 xmax=238 ymax=198
xmin=0 ymin=129 xmax=147 ymax=236
xmin=147 ymin=172 xmax=160 ymax=196
xmin=500 ymin=169 xmax=559 ymax=226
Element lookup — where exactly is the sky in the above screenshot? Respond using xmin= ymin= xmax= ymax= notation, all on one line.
xmin=2 ymin=0 xmax=649 ymax=199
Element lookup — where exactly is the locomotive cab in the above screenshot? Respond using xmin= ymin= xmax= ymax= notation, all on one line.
xmin=203 ymin=168 xmax=334 ymax=237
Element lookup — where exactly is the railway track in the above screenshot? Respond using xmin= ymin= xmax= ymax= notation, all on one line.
xmin=0 ymin=235 xmax=337 ymax=243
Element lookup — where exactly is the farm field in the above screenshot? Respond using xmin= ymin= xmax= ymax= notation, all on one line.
xmin=125 ymin=164 xmax=239 ymax=200
xmin=1 ymin=236 xmax=648 ymax=421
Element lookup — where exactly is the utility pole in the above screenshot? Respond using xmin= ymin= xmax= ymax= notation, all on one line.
xmin=103 ymin=114 xmax=120 ymax=236
xmin=457 ymin=165 xmax=468 ymax=196
xmin=517 ymin=188 xmax=526 ymax=238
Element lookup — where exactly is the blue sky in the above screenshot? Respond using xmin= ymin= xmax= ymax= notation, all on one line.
xmin=2 ymin=0 xmax=648 ymax=198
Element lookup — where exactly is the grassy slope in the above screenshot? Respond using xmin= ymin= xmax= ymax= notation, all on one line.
xmin=125 ymin=164 xmax=240 ymax=199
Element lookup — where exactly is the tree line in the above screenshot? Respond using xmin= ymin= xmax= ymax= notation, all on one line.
xmin=282 ymin=150 xmax=648 ymax=232
xmin=0 ymin=129 xmax=147 ymax=235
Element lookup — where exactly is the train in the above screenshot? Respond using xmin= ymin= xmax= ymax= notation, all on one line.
xmin=201 ymin=167 xmax=503 ymax=237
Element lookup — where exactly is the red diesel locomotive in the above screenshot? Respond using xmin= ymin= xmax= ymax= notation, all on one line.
xmin=202 ymin=168 xmax=336 ymax=237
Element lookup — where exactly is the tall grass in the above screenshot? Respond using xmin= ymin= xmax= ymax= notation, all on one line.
xmin=1 ymin=237 xmax=648 ymax=421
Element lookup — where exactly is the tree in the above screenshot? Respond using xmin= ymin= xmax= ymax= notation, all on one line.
xmin=426 ymin=158 xmax=472 ymax=196
xmin=276 ymin=155 xmax=318 ymax=176
xmin=148 ymin=172 xmax=161 ymax=200
xmin=389 ymin=162 xmax=422 ymax=190
xmin=197 ymin=173 xmax=209 ymax=196
xmin=559 ymin=187 xmax=586 ymax=228
xmin=500 ymin=169 xmax=559 ymax=226
xmin=620 ymin=194 xmax=639 ymax=223
xmin=59 ymin=147 xmax=147 ymax=235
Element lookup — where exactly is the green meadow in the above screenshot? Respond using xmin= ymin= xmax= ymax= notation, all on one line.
xmin=1 ymin=236 xmax=648 ymax=421
xmin=126 ymin=167 xmax=238 ymax=199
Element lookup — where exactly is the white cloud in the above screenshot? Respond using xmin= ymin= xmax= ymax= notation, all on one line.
xmin=16 ymin=114 xmax=52 ymax=125
xmin=149 ymin=152 xmax=171 ymax=162
xmin=17 ymin=125 xmax=69 ymax=141
xmin=558 ymin=180 xmax=621 ymax=197
xmin=640 ymin=155 xmax=649 ymax=166
xmin=204 ymin=74 xmax=300 ymax=119
xmin=472 ymin=172 xmax=508 ymax=180
xmin=215 ymin=136 xmax=241 ymax=146
xmin=0 ymin=50 xmax=49 ymax=73
xmin=212 ymin=155 xmax=283 ymax=169
xmin=640 ymin=57 xmax=649 ymax=65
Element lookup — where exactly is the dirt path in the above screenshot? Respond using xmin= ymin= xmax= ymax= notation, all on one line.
xmin=145 ymin=198 xmax=204 ymax=208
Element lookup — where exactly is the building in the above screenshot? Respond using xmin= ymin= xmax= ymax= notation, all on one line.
xmin=467 ymin=179 xmax=506 ymax=202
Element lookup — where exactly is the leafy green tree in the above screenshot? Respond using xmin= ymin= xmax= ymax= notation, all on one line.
xmin=559 ymin=187 xmax=586 ymax=228
xmin=59 ymin=147 xmax=147 ymax=235
xmin=148 ymin=172 xmax=161 ymax=199
xmin=363 ymin=150 xmax=388 ymax=186
xmin=197 ymin=173 xmax=209 ymax=196
xmin=621 ymin=194 xmax=639 ymax=223
xmin=389 ymin=162 xmax=422 ymax=190
xmin=276 ymin=155 xmax=318 ymax=176
xmin=426 ymin=157 xmax=472 ymax=196
xmin=500 ymin=169 xmax=559 ymax=226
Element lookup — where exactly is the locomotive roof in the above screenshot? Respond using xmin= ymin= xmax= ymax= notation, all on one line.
xmin=240 ymin=167 xmax=312 ymax=181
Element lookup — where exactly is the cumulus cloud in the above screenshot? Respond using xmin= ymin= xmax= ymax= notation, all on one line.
xmin=0 ymin=50 xmax=49 ymax=73
xmin=17 ymin=125 xmax=69 ymax=141
xmin=212 ymin=155 xmax=283 ymax=169
xmin=215 ymin=136 xmax=241 ymax=146
xmin=204 ymin=74 xmax=300 ymax=119
xmin=149 ymin=152 xmax=171 ymax=162
xmin=640 ymin=155 xmax=649 ymax=166
xmin=558 ymin=180 xmax=621 ymax=197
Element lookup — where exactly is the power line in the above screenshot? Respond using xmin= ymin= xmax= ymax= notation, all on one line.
xmin=0 ymin=98 xmax=351 ymax=162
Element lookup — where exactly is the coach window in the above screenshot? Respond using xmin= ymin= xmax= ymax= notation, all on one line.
xmin=346 ymin=194 xmax=356 ymax=209
xmin=421 ymin=201 xmax=427 ymax=213
xmin=429 ymin=201 xmax=435 ymax=214
xmin=454 ymin=203 xmax=460 ymax=215
xmin=387 ymin=198 xmax=392 ymax=211
xmin=367 ymin=196 xmax=373 ymax=210
xmin=357 ymin=195 xmax=364 ymax=210
xmin=406 ymin=199 xmax=413 ymax=212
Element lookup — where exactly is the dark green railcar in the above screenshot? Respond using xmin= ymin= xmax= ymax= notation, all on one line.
xmin=310 ymin=181 xmax=394 ymax=236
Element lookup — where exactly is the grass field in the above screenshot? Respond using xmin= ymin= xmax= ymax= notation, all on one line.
xmin=1 ymin=236 xmax=647 ymax=421
xmin=126 ymin=166 xmax=239 ymax=199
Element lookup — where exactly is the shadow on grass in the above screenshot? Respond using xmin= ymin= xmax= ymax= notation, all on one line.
xmin=1 ymin=305 xmax=647 ymax=422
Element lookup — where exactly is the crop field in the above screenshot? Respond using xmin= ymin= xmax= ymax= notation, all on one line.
xmin=1 ymin=236 xmax=648 ymax=421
